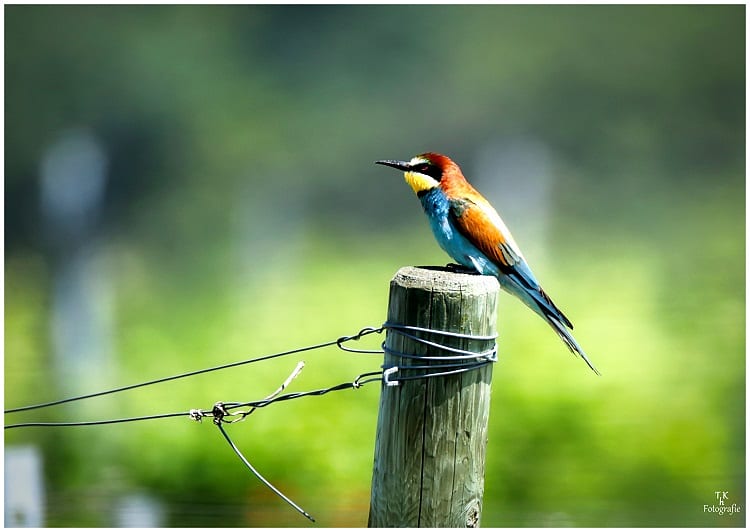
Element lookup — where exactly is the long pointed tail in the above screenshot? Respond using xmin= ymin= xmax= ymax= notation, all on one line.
xmin=545 ymin=314 xmax=601 ymax=376
xmin=498 ymin=274 xmax=600 ymax=375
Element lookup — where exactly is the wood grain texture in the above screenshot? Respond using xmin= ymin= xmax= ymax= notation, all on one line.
xmin=368 ymin=266 xmax=499 ymax=527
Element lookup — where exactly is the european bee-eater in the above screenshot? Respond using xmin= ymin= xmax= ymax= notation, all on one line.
xmin=376 ymin=152 xmax=599 ymax=375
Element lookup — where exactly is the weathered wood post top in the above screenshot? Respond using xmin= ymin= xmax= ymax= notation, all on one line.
xmin=368 ymin=266 xmax=500 ymax=528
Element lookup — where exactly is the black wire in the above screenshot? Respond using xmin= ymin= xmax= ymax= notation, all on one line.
xmin=3 ymin=322 xmax=499 ymax=525
xmin=224 ymin=373 xmax=383 ymax=411
xmin=4 ymin=338 xmax=346 ymax=414
xmin=384 ymin=360 xmax=494 ymax=384
xmin=383 ymin=322 xmax=498 ymax=341
xmin=4 ymin=411 xmax=189 ymax=429
xmin=5 ymin=323 xmax=495 ymax=415
xmin=4 ymin=321 xmax=499 ymax=425
xmin=3 ymin=373 xmax=385 ymax=430
xmin=216 ymin=422 xmax=315 ymax=522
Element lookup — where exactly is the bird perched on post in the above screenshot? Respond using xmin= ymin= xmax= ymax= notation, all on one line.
xmin=376 ymin=152 xmax=599 ymax=375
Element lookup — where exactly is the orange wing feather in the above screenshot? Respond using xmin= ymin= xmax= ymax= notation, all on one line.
xmin=447 ymin=194 xmax=523 ymax=271
xmin=449 ymin=195 xmax=575 ymax=328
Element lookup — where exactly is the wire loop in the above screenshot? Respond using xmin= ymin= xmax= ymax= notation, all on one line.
xmin=336 ymin=326 xmax=384 ymax=353
xmin=383 ymin=322 xmax=498 ymax=341
xmin=379 ymin=321 xmax=498 ymax=386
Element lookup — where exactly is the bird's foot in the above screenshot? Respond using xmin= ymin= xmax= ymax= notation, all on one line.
xmin=445 ymin=263 xmax=480 ymax=275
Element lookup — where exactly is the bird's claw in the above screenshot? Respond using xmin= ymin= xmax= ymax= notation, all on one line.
xmin=445 ymin=263 xmax=480 ymax=275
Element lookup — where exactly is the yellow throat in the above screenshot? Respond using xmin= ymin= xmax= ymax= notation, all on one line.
xmin=404 ymin=171 xmax=439 ymax=195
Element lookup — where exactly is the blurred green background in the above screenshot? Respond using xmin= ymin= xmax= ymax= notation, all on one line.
xmin=5 ymin=4 xmax=745 ymax=527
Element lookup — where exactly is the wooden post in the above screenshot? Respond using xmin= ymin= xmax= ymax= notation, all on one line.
xmin=368 ymin=266 xmax=499 ymax=528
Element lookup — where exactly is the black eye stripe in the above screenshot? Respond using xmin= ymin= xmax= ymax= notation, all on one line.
xmin=413 ymin=162 xmax=442 ymax=180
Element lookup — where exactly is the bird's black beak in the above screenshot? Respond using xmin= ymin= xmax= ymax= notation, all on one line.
xmin=375 ymin=159 xmax=411 ymax=172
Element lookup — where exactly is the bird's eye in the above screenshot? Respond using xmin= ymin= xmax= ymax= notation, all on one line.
xmin=416 ymin=163 xmax=431 ymax=174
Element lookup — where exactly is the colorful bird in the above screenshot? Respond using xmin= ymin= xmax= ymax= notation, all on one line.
xmin=376 ymin=152 xmax=599 ymax=375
